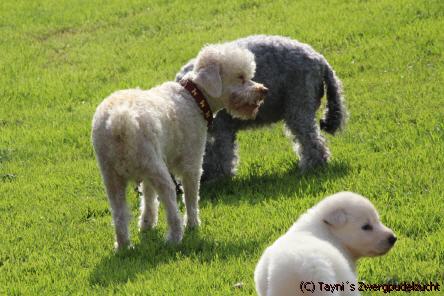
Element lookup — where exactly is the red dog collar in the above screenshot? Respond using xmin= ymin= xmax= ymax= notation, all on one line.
xmin=179 ymin=79 xmax=213 ymax=127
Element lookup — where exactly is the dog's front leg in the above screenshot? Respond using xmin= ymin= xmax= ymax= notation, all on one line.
xmin=201 ymin=111 xmax=240 ymax=182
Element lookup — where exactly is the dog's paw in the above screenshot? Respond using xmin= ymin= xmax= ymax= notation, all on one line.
xmin=299 ymin=156 xmax=329 ymax=173
xmin=184 ymin=214 xmax=201 ymax=229
xmin=138 ymin=217 xmax=158 ymax=232
xmin=165 ymin=226 xmax=184 ymax=244
xmin=114 ymin=241 xmax=134 ymax=253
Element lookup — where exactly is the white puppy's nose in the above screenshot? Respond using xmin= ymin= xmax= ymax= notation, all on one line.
xmin=387 ymin=234 xmax=397 ymax=245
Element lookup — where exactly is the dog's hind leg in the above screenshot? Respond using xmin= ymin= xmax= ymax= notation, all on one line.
xmin=147 ymin=162 xmax=183 ymax=243
xmin=101 ymin=168 xmax=131 ymax=250
xmin=182 ymin=171 xmax=201 ymax=228
xmin=285 ymin=112 xmax=330 ymax=171
xmin=284 ymin=86 xmax=330 ymax=171
xmin=138 ymin=180 xmax=159 ymax=231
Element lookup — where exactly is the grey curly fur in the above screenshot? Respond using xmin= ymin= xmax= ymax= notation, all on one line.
xmin=176 ymin=35 xmax=347 ymax=182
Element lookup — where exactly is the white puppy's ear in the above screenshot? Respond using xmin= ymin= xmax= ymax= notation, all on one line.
xmin=193 ymin=63 xmax=222 ymax=98
xmin=323 ymin=209 xmax=347 ymax=227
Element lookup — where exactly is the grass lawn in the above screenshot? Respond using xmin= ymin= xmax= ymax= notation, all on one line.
xmin=1 ymin=0 xmax=443 ymax=294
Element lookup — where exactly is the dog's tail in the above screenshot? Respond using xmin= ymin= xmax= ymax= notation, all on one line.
xmin=106 ymin=103 xmax=140 ymax=156
xmin=320 ymin=62 xmax=347 ymax=134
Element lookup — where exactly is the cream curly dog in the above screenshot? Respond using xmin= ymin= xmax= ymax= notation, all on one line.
xmin=92 ymin=43 xmax=267 ymax=249
xmin=254 ymin=192 xmax=397 ymax=296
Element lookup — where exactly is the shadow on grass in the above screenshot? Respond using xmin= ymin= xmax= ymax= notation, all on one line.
xmin=89 ymin=228 xmax=259 ymax=287
xmin=90 ymin=161 xmax=349 ymax=286
xmin=200 ymin=160 xmax=351 ymax=204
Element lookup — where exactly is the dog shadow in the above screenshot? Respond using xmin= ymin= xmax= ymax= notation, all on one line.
xmin=89 ymin=161 xmax=349 ymax=286
xmin=89 ymin=228 xmax=259 ymax=287
xmin=200 ymin=160 xmax=351 ymax=205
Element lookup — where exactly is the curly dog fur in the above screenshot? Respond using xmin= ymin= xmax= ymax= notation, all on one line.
xmin=176 ymin=35 xmax=347 ymax=181
xmin=92 ymin=43 xmax=267 ymax=249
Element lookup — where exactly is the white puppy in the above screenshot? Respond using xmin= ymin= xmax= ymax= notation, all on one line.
xmin=254 ymin=192 xmax=396 ymax=296
xmin=92 ymin=44 xmax=267 ymax=250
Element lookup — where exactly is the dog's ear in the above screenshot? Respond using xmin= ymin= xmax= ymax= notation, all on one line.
xmin=193 ymin=63 xmax=222 ymax=98
xmin=323 ymin=209 xmax=347 ymax=227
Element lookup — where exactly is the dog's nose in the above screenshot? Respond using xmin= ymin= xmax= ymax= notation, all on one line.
xmin=260 ymin=87 xmax=268 ymax=96
xmin=387 ymin=234 xmax=397 ymax=245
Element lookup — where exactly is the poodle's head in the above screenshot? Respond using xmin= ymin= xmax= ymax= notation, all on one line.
xmin=185 ymin=43 xmax=268 ymax=120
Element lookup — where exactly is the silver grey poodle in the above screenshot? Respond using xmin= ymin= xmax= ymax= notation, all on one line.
xmin=176 ymin=35 xmax=347 ymax=182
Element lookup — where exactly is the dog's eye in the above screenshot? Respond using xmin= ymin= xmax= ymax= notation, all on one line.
xmin=361 ymin=224 xmax=373 ymax=231
xmin=238 ymin=75 xmax=245 ymax=84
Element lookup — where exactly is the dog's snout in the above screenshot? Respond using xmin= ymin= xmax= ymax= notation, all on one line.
xmin=387 ymin=234 xmax=397 ymax=245
xmin=260 ymin=86 xmax=268 ymax=95
xmin=255 ymin=85 xmax=268 ymax=96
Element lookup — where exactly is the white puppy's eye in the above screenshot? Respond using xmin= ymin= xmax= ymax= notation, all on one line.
xmin=361 ymin=224 xmax=373 ymax=231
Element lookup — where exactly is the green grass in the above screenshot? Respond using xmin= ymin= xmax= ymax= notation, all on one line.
xmin=1 ymin=0 xmax=443 ymax=294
